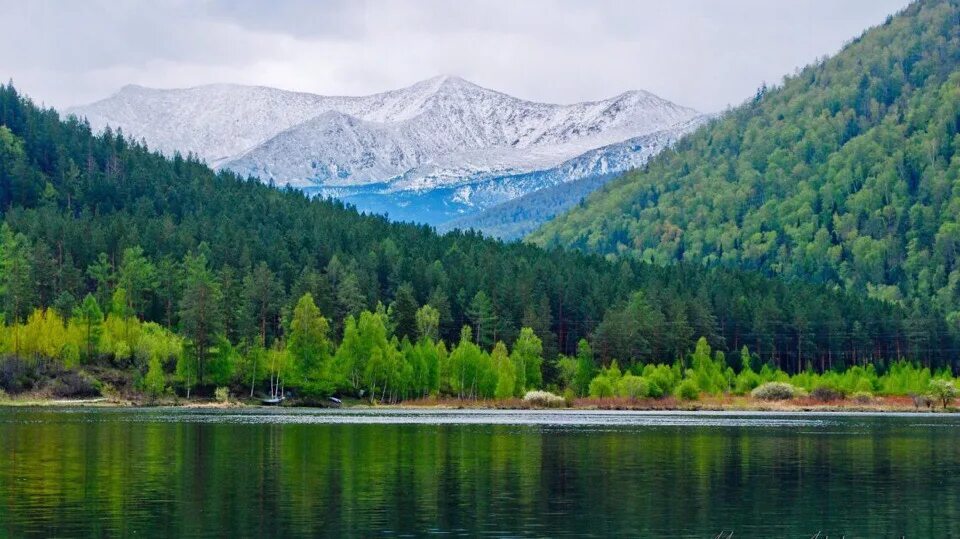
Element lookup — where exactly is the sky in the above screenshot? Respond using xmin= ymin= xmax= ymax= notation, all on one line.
xmin=3 ymin=0 xmax=911 ymax=113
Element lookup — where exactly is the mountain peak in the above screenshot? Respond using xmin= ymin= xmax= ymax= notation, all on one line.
xmin=412 ymin=74 xmax=485 ymax=95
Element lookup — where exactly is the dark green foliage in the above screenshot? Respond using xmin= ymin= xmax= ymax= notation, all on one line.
xmin=0 ymin=82 xmax=953 ymax=377
xmin=534 ymin=1 xmax=960 ymax=354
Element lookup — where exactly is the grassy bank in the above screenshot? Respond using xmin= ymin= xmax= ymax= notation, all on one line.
xmin=1 ymin=392 xmax=952 ymax=413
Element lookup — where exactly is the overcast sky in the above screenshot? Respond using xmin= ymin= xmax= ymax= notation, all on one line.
xmin=3 ymin=0 xmax=910 ymax=112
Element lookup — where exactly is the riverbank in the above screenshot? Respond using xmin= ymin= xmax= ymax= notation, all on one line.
xmin=0 ymin=393 xmax=953 ymax=412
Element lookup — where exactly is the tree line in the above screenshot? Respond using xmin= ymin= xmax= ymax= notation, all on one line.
xmin=0 ymin=81 xmax=957 ymax=398
xmin=533 ymin=1 xmax=960 ymax=328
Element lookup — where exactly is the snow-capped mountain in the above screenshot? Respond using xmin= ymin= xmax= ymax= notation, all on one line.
xmin=67 ymin=76 xmax=704 ymax=227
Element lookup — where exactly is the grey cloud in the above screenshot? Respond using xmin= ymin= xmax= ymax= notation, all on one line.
xmin=0 ymin=0 xmax=911 ymax=112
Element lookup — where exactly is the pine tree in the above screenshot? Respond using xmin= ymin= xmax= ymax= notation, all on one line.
xmin=117 ymin=246 xmax=157 ymax=319
xmin=178 ymin=250 xmax=223 ymax=386
xmin=389 ymin=282 xmax=419 ymax=342
xmin=467 ymin=291 xmax=495 ymax=347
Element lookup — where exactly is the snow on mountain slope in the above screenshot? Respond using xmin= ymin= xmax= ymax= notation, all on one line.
xmin=303 ymin=116 xmax=709 ymax=229
xmin=67 ymin=76 xmax=702 ymax=227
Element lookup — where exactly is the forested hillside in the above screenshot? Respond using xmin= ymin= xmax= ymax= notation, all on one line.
xmin=0 ymin=83 xmax=954 ymax=401
xmin=533 ymin=0 xmax=960 ymax=322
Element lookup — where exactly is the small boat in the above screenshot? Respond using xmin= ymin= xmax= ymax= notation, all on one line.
xmin=328 ymin=397 xmax=342 ymax=407
xmin=261 ymin=396 xmax=284 ymax=405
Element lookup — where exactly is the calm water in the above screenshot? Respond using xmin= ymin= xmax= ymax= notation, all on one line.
xmin=1 ymin=408 xmax=959 ymax=537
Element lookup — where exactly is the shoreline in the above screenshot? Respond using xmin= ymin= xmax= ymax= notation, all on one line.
xmin=0 ymin=394 xmax=953 ymax=413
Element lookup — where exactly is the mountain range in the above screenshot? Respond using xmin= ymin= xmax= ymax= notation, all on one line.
xmin=66 ymin=76 xmax=704 ymax=230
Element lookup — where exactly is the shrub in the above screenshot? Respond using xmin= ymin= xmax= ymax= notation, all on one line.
xmin=50 ymin=372 xmax=101 ymax=399
xmin=0 ymin=388 xmax=7 ymax=401
xmin=675 ymin=379 xmax=699 ymax=401
xmin=588 ymin=376 xmax=614 ymax=399
xmin=215 ymin=386 xmax=230 ymax=403
xmin=562 ymin=388 xmax=576 ymax=407
xmin=751 ymin=382 xmax=796 ymax=401
xmin=810 ymin=385 xmax=844 ymax=402
xmin=909 ymin=393 xmax=933 ymax=409
xmin=0 ymin=357 xmax=37 ymax=394
xmin=928 ymin=379 xmax=958 ymax=409
xmin=734 ymin=369 xmax=762 ymax=395
xmin=646 ymin=380 xmax=664 ymax=399
xmin=851 ymin=391 xmax=874 ymax=404
xmin=522 ymin=390 xmax=566 ymax=408
xmin=616 ymin=374 xmax=649 ymax=400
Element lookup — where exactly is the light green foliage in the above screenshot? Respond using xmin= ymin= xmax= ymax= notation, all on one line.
xmin=287 ymin=293 xmax=332 ymax=385
xmin=17 ymin=308 xmax=69 ymax=364
xmin=334 ymin=309 xmax=394 ymax=398
xmin=642 ymin=363 xmax=682 ymax=395
xmin=928 ymin=379 xmax=958 ymax=409
xmin=402 ymin=337 xmax=443 ymax=399
xmin=588 ymin=375 xmax=614 ymax=399
xmin=734 ymin=366 xmax=762 ymax=396
xmin=492 ymin=341 xmax=515 ymax=399
xmin=616 ymin=374 xmax=649 ymax=400
xmin=214 ymin=386 xmax=230 ymax=403
xmin=511 ymin=327 xmax=543 ymax=395
xmin=144 ymin=354 xmax=167 ymax=398
xmin=572 ymin=339 xmax=595 ymax=397
xmin=207 ymin=336 xmax=239 ymax=387
xmin=72 ymin=294 xmax=103 ymax=363
xmin=688 ymin=337 xmax=729 ymax=395
xmin=414 ymin=304 xmax=440 ymax=342
xmin=447 ymin=326 xmax=497 ymax=399
xmin=555 ymin=355 xmax=577 ymax=391
xmin=175 ymin=344 xmax=198 ymax=398
xmin=674 ymin=379 xmax=700 ymax=401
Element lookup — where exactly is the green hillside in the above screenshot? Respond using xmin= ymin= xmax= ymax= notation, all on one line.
xmin=0 ymin=81 xmax=952 ymax=401
xmin=532 ymin=0 xmax=960 ymax=321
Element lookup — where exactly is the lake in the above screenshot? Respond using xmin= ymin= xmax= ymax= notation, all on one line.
xmin=1 ymin=408 xmax=958 ymax=537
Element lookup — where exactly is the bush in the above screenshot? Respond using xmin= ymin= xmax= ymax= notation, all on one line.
xmin=928 ymin=379 xmax=958 ymax=409
xmin=646 ymin=380 xmax=664 ymax=399
xmin=522 ymin=390 xmax=566 ymax=408
xmin=616 ymin=374 xmax=649 ymax=400
xmin=562 ymin=388 xmax=576 ymax=407
xmin=588 ymin=376 xmax=614 ymax=399
xmin=215 ymin=386 xmax=230 ymax=403
xmin=674 ymin=379 xmax=700 ymax=401
xmin=909 ymin=393 xmax=933 ymax=409
xmin=751 ymin=382 xmax=796 ymax=401
xmin=734 ymin=369 xmax=762 ymax=395
xmin=810 ymin=385 xmax=844 ymax=402
xmin=0 ymin=388 xmax=7 ymax=401
xmin=50 ymin=372 xmax=101 ymax=399
xmin=0 ymin=357 xmax=37 ymax=394
xmin=851 ymin=391 xmax=874 ymax=404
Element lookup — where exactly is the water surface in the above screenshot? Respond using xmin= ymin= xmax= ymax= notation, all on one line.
xmin=1 ymin=407 xmax=958 ymax=537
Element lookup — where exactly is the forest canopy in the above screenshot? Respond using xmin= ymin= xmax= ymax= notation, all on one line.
xmin=0 ymin=79 xmax=956 ymax=402
xmin=533 ymin=0 xmax=960 ymax=326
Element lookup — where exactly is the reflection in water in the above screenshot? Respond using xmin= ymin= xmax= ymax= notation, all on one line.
xmin=1 ymin=409 xmax=959 ymax=537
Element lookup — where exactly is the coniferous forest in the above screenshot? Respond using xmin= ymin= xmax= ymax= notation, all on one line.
xmin=0 ymin=80 xmax=957 ymax=402
xmin=534 ymin=1 xmax=960 ymax=324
